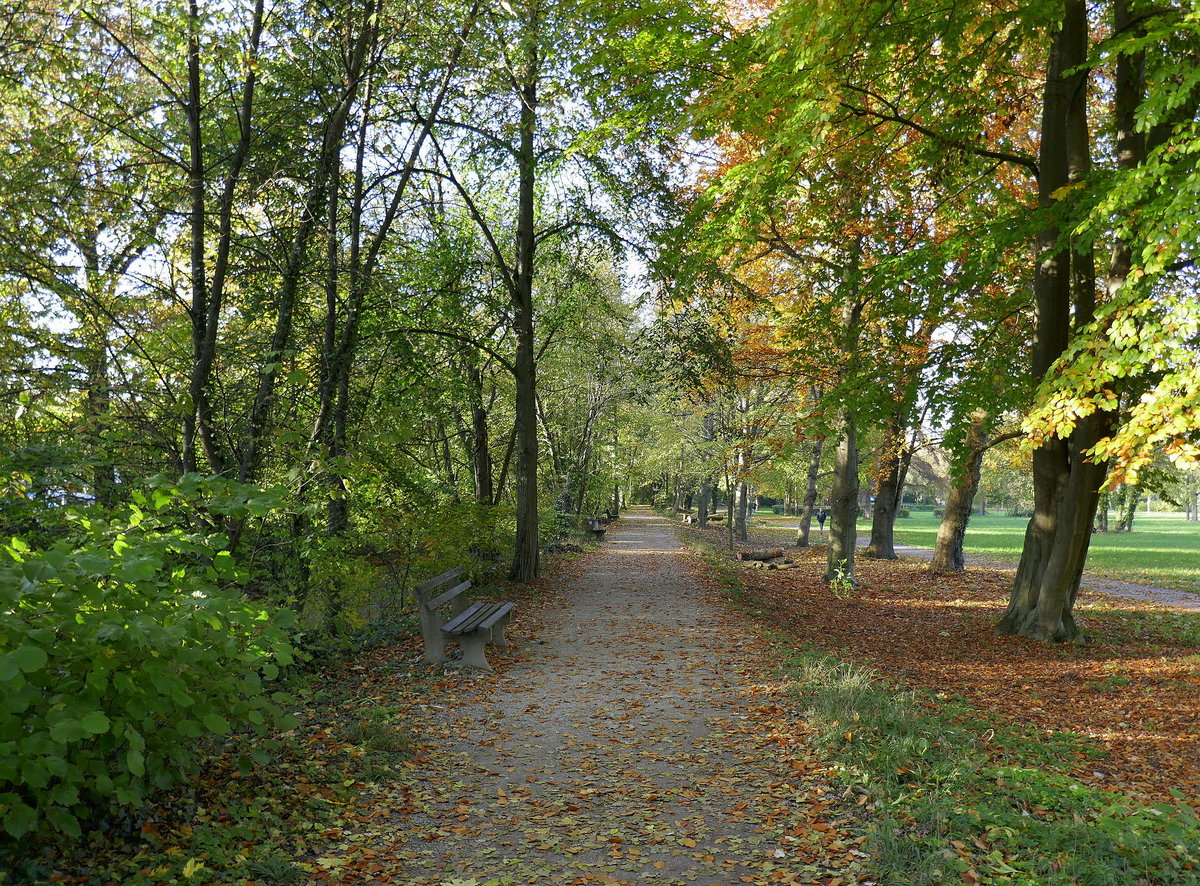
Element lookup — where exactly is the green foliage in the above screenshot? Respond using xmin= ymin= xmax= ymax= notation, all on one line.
xmin=0 ymin=476 xmax=298 ymax=842
xmin=828 ymin=559 xmax=855 ymax=598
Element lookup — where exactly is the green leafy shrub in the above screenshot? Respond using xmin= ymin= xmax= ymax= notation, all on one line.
xmin=0 ymin=475 xmax=298 ymax=842
xmin=898 ymin=507 xmax=911 ymax=518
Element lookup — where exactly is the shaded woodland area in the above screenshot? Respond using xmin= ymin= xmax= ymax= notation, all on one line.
xmin=2 ymin=0 xmax=1200 ymax=872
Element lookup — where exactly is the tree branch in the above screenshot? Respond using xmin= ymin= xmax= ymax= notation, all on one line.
xmin=387 ymin=325 xmax=516 ymax=376
xmin=839 ymin=85 xmax=1039 ymax=178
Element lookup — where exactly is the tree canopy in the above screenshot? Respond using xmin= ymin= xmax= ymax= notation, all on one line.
xmin=3 ymin=0 xmax=1200 ymax=845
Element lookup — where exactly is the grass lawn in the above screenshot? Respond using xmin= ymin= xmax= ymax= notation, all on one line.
xmin=749 ymin=510 xmax=1200 ymax=595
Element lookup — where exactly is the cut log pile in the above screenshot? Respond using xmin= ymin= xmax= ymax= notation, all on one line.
xmin=734 ymin=549 xmax=797 ymax=569
xmin=737 ymin=549 xmax=784 ymax=561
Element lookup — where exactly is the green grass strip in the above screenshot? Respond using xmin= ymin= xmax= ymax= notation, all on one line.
xmin=749 ymin=512 xmax=1200 ymax=595
xmin=781 ymin=649 xmax=1200 ymax=885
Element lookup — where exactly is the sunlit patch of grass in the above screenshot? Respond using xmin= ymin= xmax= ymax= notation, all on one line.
xmin=860 ymin=511 xmax=1200 ymax=595
xmin=1082 ymin=605 xmax=1200 ymax=648
xmin=780 ymin=646 xmax=1200 ymax=886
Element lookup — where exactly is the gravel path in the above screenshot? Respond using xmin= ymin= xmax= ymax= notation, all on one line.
xmin=359 ymin=509 xmax=871 ymax=885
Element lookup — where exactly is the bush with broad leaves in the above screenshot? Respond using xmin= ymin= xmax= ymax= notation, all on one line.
xmin=0 ymin=475 xmax=298 ymax=841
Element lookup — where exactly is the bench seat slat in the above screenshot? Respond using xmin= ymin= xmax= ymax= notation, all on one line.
xmin=443 ymin=601 xmax=515 ymax=635
xmin=477 ymin=601 xmax=515 ymax=630
xmin=446 ymin=602 xmax=501 ymax=635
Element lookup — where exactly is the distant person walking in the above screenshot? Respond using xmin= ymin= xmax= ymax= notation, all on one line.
xmin=817 ymin=507 xmax=827 ymax=531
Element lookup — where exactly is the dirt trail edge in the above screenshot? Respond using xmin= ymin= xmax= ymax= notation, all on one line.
xmin=327 ymin=509 xmax=872 ymax=886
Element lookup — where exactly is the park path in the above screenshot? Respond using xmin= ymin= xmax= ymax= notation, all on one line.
xmin=864 ymin=538 xmax=1200 ymax=612
xmin=755 ymin=522 xmax=1197 ymax=613
xmin=330 ymin=508 xmax=872 ymax=885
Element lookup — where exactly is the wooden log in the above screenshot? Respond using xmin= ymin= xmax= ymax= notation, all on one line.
xmin=736 ymin=549 xmax=784 ymax=562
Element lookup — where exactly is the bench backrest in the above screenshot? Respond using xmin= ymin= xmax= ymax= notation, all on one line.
xmin=414 ymin=566 xmax=471 ymax=614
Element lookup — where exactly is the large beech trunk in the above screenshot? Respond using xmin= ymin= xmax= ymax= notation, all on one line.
xmin=999 ymin=4 xmax=1083 ymax=640
xmin=999 ymin=0 xmax=1116 ymax=640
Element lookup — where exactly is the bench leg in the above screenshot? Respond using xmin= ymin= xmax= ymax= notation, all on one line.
xmin=458 ymin=632 xmax=492 ymax=671
xmin=488 ymin=619 xmax=510 ymax=648
xmin=419 ymin=608 xmax=447 ymax=663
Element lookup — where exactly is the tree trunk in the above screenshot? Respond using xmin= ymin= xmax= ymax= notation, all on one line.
xmin=865 ymin=419 xmax=908 ymax=559
xmin=78 ymin=235 xmax=119 ymax=505
xmin=1000 ymin=1 xmax=1111 ymax=640
xmin=468 ymin=366 xmax=494 ymax=504
xmin=181 ymin=0 xmax=264 ymax=475
xmin=824 ymin=244 xmax=863 ymax=584
xmin=796 ymin=436 xmax=824 ymax=547
xmin=1117 ymin=488 xmax=1138 ymax=532
xmin=931 ymin=416 xmax=988 ymax=572
xmin=438 ymin=419 xmax=459 ymax=497
xmin=509 ymin=14 xmax=540 ymax=582
xmin=824 ymin=412 xmax=859 ymax=583
xmin=696 ymin=483 xmax=711 ymax=528
xmin=998 ymin=3 xmax=1078 ymax=636
xmin=724 ymin=467 xmax=735 ymax=550
xmin=735 ymin=477 xmax=750 ymax=542
xmin=492 ymin=421 xmax=517 ymax=506
xmin=238 ymin=19 xmax=372 ymax=485
xmin=307 ymin=0 xmax=477 ymax=536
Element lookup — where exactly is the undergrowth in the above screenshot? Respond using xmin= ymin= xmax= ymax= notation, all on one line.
xmin=679 ymin=529 xmax=1200 ymax=885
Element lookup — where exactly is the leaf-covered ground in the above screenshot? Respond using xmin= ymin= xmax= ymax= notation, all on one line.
xmin=305 ymin=512 xmax=874 ymax=885
xmin=27 ymin=510 xmax=1200 ymax=885
xmin=695 ymin=524 xmax=1200 ymax=807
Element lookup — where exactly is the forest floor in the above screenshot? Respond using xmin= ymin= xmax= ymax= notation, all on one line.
xmin=693 ymin=522 xmax=1200 ymax=805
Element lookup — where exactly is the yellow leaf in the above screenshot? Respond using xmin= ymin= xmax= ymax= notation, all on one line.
xmin=182 ymin=858 xmax=204 ymax=879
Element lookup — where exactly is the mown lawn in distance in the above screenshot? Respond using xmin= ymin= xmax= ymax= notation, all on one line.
xmin=749 ymin=510 xmax=1200 ymax=595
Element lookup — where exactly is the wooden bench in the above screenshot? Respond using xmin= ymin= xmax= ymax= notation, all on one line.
xmin=413 ymin=567 xmax=514 ymax=671
xmin=587 ymin=517 xmax=607 ymax=538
